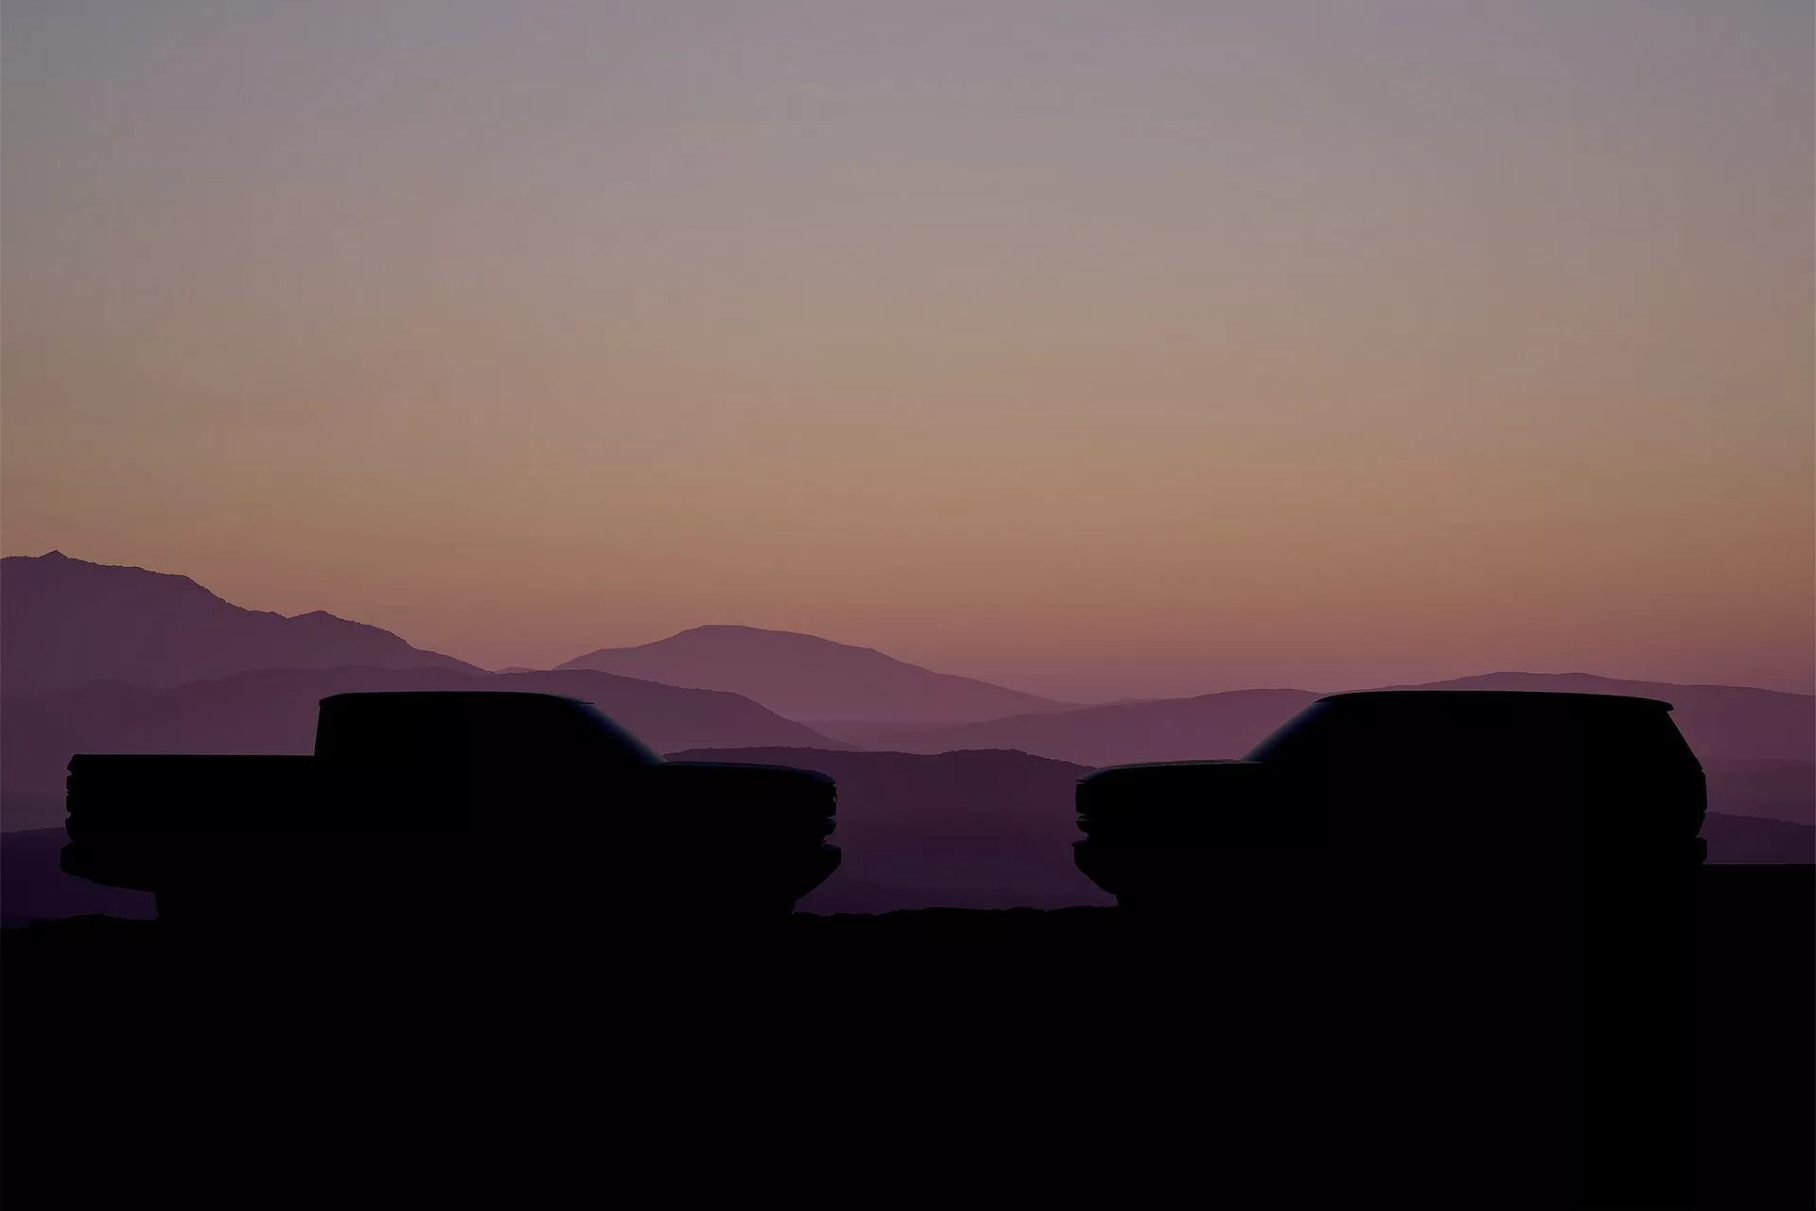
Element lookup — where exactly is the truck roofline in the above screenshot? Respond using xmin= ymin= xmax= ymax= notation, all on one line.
xmin=318 ymin=691 xmax=594 ymax=704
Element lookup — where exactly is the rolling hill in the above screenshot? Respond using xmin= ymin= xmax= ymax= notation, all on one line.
xmin=817 ymin=688 xmax=1325 ymax=766
xmin=842 ymin=673 xmax=1815 ymax=770
xmin=557 ymin=625 xmax=1072 ymax=722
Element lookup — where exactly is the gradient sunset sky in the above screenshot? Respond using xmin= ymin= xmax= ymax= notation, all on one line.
xmin=4 ymin=1 xmax=1811 ymax=698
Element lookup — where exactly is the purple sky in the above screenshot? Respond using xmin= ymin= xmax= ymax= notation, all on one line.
xmin=3 ymin=1 xmax=1810 ymax=697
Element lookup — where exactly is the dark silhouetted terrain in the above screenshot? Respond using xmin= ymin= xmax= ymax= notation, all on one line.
xmin=558 ymin=624 xmax=1074 ymax=722
xmin=4 ymin=867 xmax=1811 ymax=1208
xmin=0 ymin=551 xmax=475 ymax=696
xmin=1697 ymin=811 xmax=1816 ymax=863
xmin=2 ymin=829 xmax=159 ymax=926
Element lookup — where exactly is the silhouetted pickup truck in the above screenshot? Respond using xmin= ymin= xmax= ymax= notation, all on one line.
xmin=60 ymin=691 xmax=841 ymax=928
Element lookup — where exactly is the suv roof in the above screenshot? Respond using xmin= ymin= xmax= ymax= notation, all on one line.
xmin=1316 ymin=689 xmax=1675 ymax=712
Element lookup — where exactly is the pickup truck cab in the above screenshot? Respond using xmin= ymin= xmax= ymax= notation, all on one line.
xmin=61 ymin=691 xmax=840 ymax=931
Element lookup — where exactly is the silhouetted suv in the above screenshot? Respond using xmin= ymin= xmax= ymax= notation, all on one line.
xmin=61 ymin=691 xmax=841 ymax=931
xmin=1074 ymin=688 xmax=1705 ymax=902
xmin=1071 ymin=688 xmax=1709 ymax=1206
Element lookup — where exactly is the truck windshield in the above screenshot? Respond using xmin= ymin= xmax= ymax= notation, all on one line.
xmin=1243 ymin=701 xmax=1340 ymax=765
xmin=574 ymin=702 xmax=662 ymax=765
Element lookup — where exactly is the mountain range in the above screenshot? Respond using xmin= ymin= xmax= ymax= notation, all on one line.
xmin=1 ymin=551 xmax=1809 ymax=882
xmin=815 ymin=673 xmax=1815 ymax=769
xmin=1 ymin=551 xmax=474 ymax=697
xmin=557 ymin=624 xmax=1072 ymax=722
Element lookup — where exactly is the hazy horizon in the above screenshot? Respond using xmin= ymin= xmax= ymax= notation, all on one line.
xmin=5 ymin=547 xmax=1811 ymax=702
xmin=5 ymin=1 xmax=1811 ymax=699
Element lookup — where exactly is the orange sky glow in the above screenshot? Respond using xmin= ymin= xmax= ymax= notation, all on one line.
xmin=4 ymin=1 xmax=1810 ymax=698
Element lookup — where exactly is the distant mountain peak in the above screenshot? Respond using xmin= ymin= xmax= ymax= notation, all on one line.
xmin=8 ymin=549 xmax=218 ymax=597
xmin=661 ymin=623 xmax=885 ymax=649
xmin=559 ymin=625 xmax=1071 ymax=724
xmin=1 ymin=550 xmax=476 ymax=697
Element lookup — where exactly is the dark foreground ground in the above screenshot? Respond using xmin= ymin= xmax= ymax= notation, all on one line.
xmin=4 ymin=866 xmax=1810 ymax=1210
